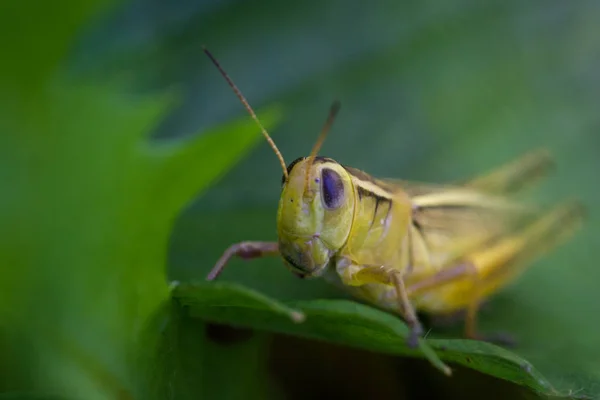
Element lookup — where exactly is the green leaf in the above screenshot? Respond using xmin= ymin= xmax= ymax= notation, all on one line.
xmin=174 ymin=281 xmax=306 ymax=323
xmin=150 ymin=302 xmax=275 ymax=400
xmin=173 ymin=282 xmax=579 ymax=397
xmin=173 ymin=282 xmax=453 ymax=373
xmin=0 ymin=1 xmax=282 ymax=398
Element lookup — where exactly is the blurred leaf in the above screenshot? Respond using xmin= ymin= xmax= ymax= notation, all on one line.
xmin=0 ymin=395 xmax=68 ymax=400
xmin=0 ymin=1 xmax=282 ymax=398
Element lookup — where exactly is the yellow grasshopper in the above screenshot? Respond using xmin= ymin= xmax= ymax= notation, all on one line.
xmin=203 ymin=47 xmax=584 ymax=349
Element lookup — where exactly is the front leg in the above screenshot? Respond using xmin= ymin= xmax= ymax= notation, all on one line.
xmin=207 ymin=241 xmax=279 ymax=281
xmin=337 ymin=261 xmax=424 ymax=348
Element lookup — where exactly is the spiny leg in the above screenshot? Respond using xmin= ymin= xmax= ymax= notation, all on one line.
xmin=406 ymin=262 xmax=515 ymax=346
xmin=464 ymin=296 xmax=480 ymax=340
xmin=391 ymin=271 xmax=424 ymax=348
xmin=207 ymin=241 xmax=279 ymax=281
xmin=463 ymin=279 xmax=516 ymax=346
xmin=407 ymin=201 xmax=583 ymax=346
xmin=406 ymin=262 xmax=475 ymax=296
xmin=463 ymin=268 xmax=487 ymax=343
xmin=460 ymin=202 xmax=583 ymax=345
xmin=339 ymin=264 xmax=424 ymax=348
xmin=464 ymin=297 xmax=517 ymax=346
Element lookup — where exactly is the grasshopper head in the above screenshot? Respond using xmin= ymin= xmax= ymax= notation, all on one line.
xmin=277 ymin=156 xmax=355 ymax=278
xmin=203 ymin=48 xmax=350 ymax=279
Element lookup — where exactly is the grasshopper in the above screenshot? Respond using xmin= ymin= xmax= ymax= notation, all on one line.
xmin=203 ymin=47 xmax=584 ymax=349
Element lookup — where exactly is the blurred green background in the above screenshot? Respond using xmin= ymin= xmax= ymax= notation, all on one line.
xmin=1 ymin=0 xmax=599 ymax=399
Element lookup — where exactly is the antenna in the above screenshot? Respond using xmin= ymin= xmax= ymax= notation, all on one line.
xmin=202 ymin=46 xmax=289 ymax=180
xmin=304 ymin=101 xmax=341 ymax=191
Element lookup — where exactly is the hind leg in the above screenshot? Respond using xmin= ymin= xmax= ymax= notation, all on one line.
xmin=406 ymin=263 xmax=516 ymax=346
xmin=464 ymin=296 xmax=517 ymax=347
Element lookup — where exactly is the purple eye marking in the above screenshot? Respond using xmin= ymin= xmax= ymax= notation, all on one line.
xmin=321 ymin=168 xmax=345 ymax=209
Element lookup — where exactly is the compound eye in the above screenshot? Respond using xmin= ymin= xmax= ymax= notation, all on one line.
xmin=321 ymin=168 xmax=345 ymax=209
